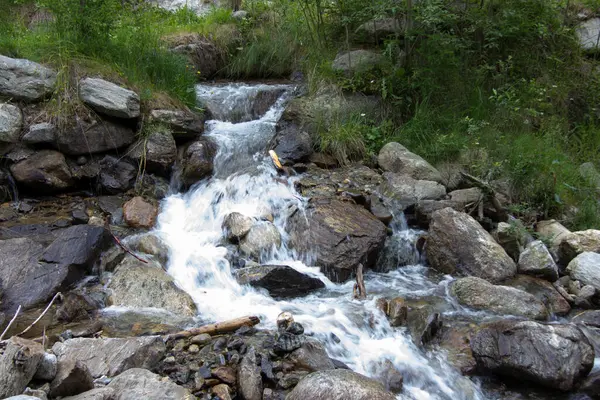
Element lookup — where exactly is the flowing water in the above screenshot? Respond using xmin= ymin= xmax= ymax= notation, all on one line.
xmin=155 ymin=83 xmax=489 ymax=400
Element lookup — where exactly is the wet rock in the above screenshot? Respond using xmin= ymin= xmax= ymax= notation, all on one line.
xmin=567 ymin=252 xmax=600 ymax=292
xmin=127 ymin=126 xmax=177 ymax=176
xmin=22 ymin=123 xmax=56 ymax=145
xmin=471 ymin=320 xmax=594 ymax=391
xmin=98 ymin=155 xmax=137 ymax=194
xmin=433 ymin=318 xmax=478 ymax=374
xmin=271 ymin=123 xmax=312 ymax=165
xmin=41 ymin=225 xmax=109 ymax=267
xmin=426 ymin=208 xmax=516 ymax=282
xmin=387 ymin=297 xmax=408 ymax=327
xmin=374 ymin=234 xmax=420 ymax=273
xmin=179 ymin=137 xmax=216 ymax=186
xmin=108 ymin=368 xmax=192 ymax=400
xmin=289 ymin=198 xmax=387 ymax=282
xmin=580 ymin=371 xmax=600 ymax=399
xmin=235 ymin=265 xmax=324 ymax=298
xmin=517 ymin=240 xmax=559 ymax=281
xmin=239 ymin=221 xmax=281 ymax=259
xmin=374 ymin=359 xmax=403 ymax=393
xmin=34 ymin=353 xmax=57 ymax=381
xmin=558 ymin=230 xmax=600 ymax=265
xmin=378 ymin=142 xmax=441 ymax=182
xmin=0 ymin=337 xmax=45 ymax=398
xmin=407 ymin=306 xmax=442 ymax=346
xmin=49 ymin=360 xmax=94 ymax=397
xmin=62 ymin=388 xmax=116 ymax=400
xmin=289 ymin=340 xmax=335 ymax=372
xmin=222 ymin=212 xmax=253 ymax=241
xmin=286 ymin=369 xmax=396 ymax=400
xmin=378 ymin=172 xmax=446 ymax=209
xmin=278 ymin=371 xmax=307 ymax=389
xmin=504 ymin=275 xmax=570 ymax=316
xmin=212 ymin=365 xmax=236 ymax=385
xmin=56 ymin=119 xmax=135 ymax=155
xmin=122 ymin=197 xmax=157 ymax=229
xmin=0 ymin=55 xmax=57 ymax=101
xmin=573 ymin=310 xmax=600 ymax=328
xmin=238 ymin=347 xmax=262 ymax=400
xmin=10 ymin=150 xmax=73 ymax=192
xmin=331 ymin=50 xmax=384 ymax=76
xmin=369 ymin=194 xmax=393 ymax=225
xmin=0 ymin=103 xmax=22 ymax=143
xmin=274 ymin=332 xmax=306 ymax=354
xmin=452 ymin=277 xmax=548 ymax=320
xmin=52 ymin=337 xmax=165 ymax=378
xmin=149 ymin=109 xmax=203 ymax=141
xmin=79 ymin=78 xmax=140 ymax=119
xmin=135 ymin=173 xmax=170 ymax=200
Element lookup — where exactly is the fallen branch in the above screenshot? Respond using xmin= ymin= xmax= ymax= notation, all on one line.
xmin=164 ymin=316 xmax=260 ymax=341
xmin=18 ymin=292 xmax=62 ymax=337
xmin=353 ymin=264 xmax=367 ymax=300
xmin=460 ymin=172 xmax=507 ymax=221
xmin=0 ymin=305 xmax=21 ymax=341
xmin=109 ymin=228 xmax=148 ymax=264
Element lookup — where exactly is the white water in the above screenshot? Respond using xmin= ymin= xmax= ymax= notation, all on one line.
xmin=155 ymin=84 xmax=487 ymax=400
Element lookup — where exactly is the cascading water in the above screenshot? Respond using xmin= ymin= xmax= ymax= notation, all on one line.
xmin=156 ymin=83 xmax=487 ymax=400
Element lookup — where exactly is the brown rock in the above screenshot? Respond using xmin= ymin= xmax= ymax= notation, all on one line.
xmin=123 ymin=197 xmax=158 ymax=229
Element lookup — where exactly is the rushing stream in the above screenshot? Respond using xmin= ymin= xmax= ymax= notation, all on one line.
xmin=155 ymin=83 xmax=488 ymax=399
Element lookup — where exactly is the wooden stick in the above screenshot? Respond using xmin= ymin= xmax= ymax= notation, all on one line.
xmin=164 ymin=316 xmax=260 ymax=341
xmin=353 ymin=264 xmax=367 ymax=300
xmin=18 ymin=292 xmax=62 ymax=337
xmin=460 ymin=172 xmax=507 ymax=221
xmin=269 ymin=150 xmax=284 ymax=171
xmin=109 ymin=229 xmax=148 ymax=264
xmin=0 ymin=305 xmax=21 ymax=341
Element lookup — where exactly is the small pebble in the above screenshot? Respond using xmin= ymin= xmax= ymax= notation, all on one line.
xmin=164 ymin=356 xmax=176 ymax=364
xmin=188 ymin=344 xmax=200 ymax=353
xmin=191 ymin=333 xmax=212 ymax=345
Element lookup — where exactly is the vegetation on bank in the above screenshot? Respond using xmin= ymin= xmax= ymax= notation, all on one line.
xmin=1 ymin=0 xmax=600 ymax=229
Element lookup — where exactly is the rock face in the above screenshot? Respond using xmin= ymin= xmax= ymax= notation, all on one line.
xmin=235 ymin=265 xmax=325 ymax=298
xmin=289 ymin=198 xmax=387 ymax=282
xmin=239 ymin=221 xmax=281 ymax=259
xmin=179 ymin=138 xmax=216 ymax=186
xmin=426 ymin=208 xmax=516 ymax=282
xmin=517 ymin=240 xmax=559 ymax=281
xmin=128 ymin=127 xmax=177 ymax=175
xmin=122 ymin=197 xmax=158 ymax=229
xmin=0 ymin=103 xmax=22 ymax=143
xmin=10 ymin=150 xmax=72 ymax=191
xmin=567 ymin=252 xmax=600 ymax=292
xmin=108 ymin=368 xmax=192 ymax=400
xmin=23 ymin=122 xmax=55 ymax=144
xmin=56 ymin=119 xmax=135 ymax=155
xmin=108 ymin=257 xmax=197 ymax=316
xmin=470 ymin=320 xmax=595 ymax=391
xmin=331 ymin=50 xmax=384 ymax=76
xmin=49 ymin=360 xmax=94 ymax=397
xmin=79 ymin=78 xmax=140 ymax=119
xmin=0 ymin=55 xmax=57 ymax=101
xmin=378 ymin=172 xmax=446 ymax=209
xmin=0 ymin=337 xmax=45 ymax=398
xmin=52 ymin=337 xmax=166 ymax=378
xmin=149 ymin=109 xmax=203 ymax=141
xmin=378 ymin=142 xmax=441 ymax=182
xmin=577 ymin=18 xmax=600 ymax=52
xmin=286 ymin=369 xmax=396 ymax=400
xmin=452 ymin=277 xmax=548 ymax=320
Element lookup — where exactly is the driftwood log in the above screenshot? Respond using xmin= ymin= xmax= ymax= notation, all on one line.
xmin=164 ymin=316 xmax=260 ymax=341
xmin=353 ymin=264 xmax=367 ymax=300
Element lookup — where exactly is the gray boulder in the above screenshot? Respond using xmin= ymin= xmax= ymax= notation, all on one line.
xmin=10 ymin=150 xmax=72 ymax=192
xmin=289 ymin=340 xmax=336 ymax=372
xmin=567 ymin=252 xmax=600 ymax=292
xmin=471 ymin=320 xmax=594 ymax=391
xmin=107 ymin=256 xmax=197 ymax=316
xmin=452 ymin=277 xmax=548 ymax=320
xmin=34 ymin=352 xmax=58 ymax=381
xmin=504 ymin=275 xmax=570 ymax=316
xmin=0 ymin=337 xmax=45 ymax=398
xmin=356 ymin=17 xmax=403 ymax=40
xmin=168 ymin=34 xmax=222 ymax=79
xmin=222 ymin=212 xmax=253 ymax=241
xmin=0 ymin=103 xmax=22 ymax=143
xmin=286 ymin=369 xmax=396 ymax=400
xmin=148 ymin=109 xmax=203 ymax=141
xmin=235 ymin=265 xmax=324 ymax=298
xmin=23 ymin=122 xmax=55 ymax=145
xmin=179 ymin=137 xmax=216 ymax=186
xmin=239 ymin=221 xmax=281 ymax=259
xmin=127 ymin=126 xmax=177 ymax=175
xmin=49 ymin=360 xmax=94 ymax=398
xmin=238 ymin=348 xmax=262 ymax=400
xmin=378 ymin=172 xmax=446 ymax=209
xmin=56 ymin=119 xmax=135 ymax=155
xmin=332 ymin=50 xmax=384 ymax=76
xmin=41 ymin=225 xmax=109 ymax=267
xmin=108 ymin=368 xmax=192 ymax=400
xmin=79 ymin=78 xmax=140 ymax=119
xmin=577 ymin=18 xmax=600 ymax=52
xmin=426 ymin=208 xmax=516 ymax=282
xmin=559 ymin=230 xmax=600 ymax=265
xmin=62 ymin=388 xmax=116 ymax=400
xmin=289 ymin=198 xmax=387 ymax=282
xmin=0 ymin=55 xmax=57 ymax=101
xmin=448 ymin=188 xmax=482 ymax=207
xmin=52 ymin=337 xmax=165 ymax=378
xmin=98 ymin=155 xmax=137 ymax=194
xmin=518 ymin=240 xmax=559 ymax=281
xmin=271 ymin=123 xmax=313 ymax=165
xmin=377 ymin=142 xmax=441 ymax=182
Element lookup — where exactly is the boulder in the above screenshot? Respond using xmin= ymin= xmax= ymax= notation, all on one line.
xmin=0 ymin=55 xmax=57 ymax=101
xmin=34 ymin=352 xmax=58 ymax=381
xmin=52 ymin=337 xmax=165 ymax=378
xmin=577 ymin=18 xmax=600 ymax=52
xmin=288 ymin=340 xmax=335 ymax=372
xmin=41 ymin=225 xmax=109 ymax=267
xmin=332 ymin=50 xmax=384 ymax=76
xmin=377 ymin=142 xmax=441 ymax=182
xmin=406 ymin=305 xmax=443 ymax=346
xmin=289 ymin=198 xmax=387 ymax=282
xmin=0 ymin=103 xmax=22 ymax=143
xmin=374 ymin=234 xmax=420 ymax=273
xmin=79 ymin=78 xmax=140 ymax=119
xmin=426 ymin=208 xmax=516 ymax=282
xmin=127 ymin=127 xmax=177 ymax=175
xmin=378 ymin=172 xmax=446 ymax=209
xmin=10 ymin=150 xmax=72 ymax=192
xmin=49 ymin=360 xmax=94 ymax=397
xmin=536 ymin=219 xmax=571 ymax=253
xmin=222 ymin=212 xmax=253 ymax=241
xmin=504 ymin=275 xmax=570 ymax=316
xmin=517 ymin=240 xmax=559 ymax=281
xmin=387 ymin=297 xmax=408 ymax=327
xmin=179 ymin=138 xmax=216 ymax=186
xmin=62 ymin=388 xmax=116 ymax=400
xmin=98 ymin=308 xmax=192 ymax=337
xmin=23 ymin=122 xmax=55 ymax=145
xmin=567 ymin=252 xmax=600 ymax=292
xmin=373 ymin=360 xmax=403 ymax=393
xmin=296 ymin=165 xmax=382 ymax=199
xmin=0 ymin=337 xmax=45 ymax=398
xmin=98 ymin=155 xmax=137 ymax=194
xmin=470 ymin=320 xmax=595 ymax=391
xmin=238 ymin=348 xmax=262 ymax=400
xmin=122 ymin=197 xmax=157 ymax=229
xmin=107 ymin=256 xmax=197 ymax=316
xmin=169 ymin=34 xmax=222 ymax=78
xmin=56 ymin=119 xmax=135 ymax=155
xmin=286 ymin=369 xmax=396 ymax=400
xmin=494 ymin=222 xmax=525 ymax=261
xmin=148 ymin=109 xmax=203 ymax=141
xmin=452 ymin=277 xmax=548 ymax=320
xmin=235 ymin=265 xmax=325 ymax=298
xmin=127 ymin=233 xmax=170 ymax=266
xmin=108 ymin=368 xmax=192 ymax=400
xmin=559 ymin=230 xmax=600 ymax=265
xmin=356 ymin=17 xmax=403 ymax=40
xmin=271 ymin=123 xmax=313 ymax=165
xmin=239 ymin=221 xmax=281 ymax=259
xmin=448 ymin=188 xmax=482 ymax=207
xmin=580 ymin=372 xmax=600 ymax=399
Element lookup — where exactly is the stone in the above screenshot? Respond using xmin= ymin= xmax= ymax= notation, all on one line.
xmin=452 ymin=277 xmax=548 ymax=320
xmin=49 ymin=360 xmax=94 ymax=397
xmin=238 ymin=348 xmax=262 ymax=400
xmin=122 ymin=197 xmax=157 ymax=229
xmin=518 ymin=240 xmax=559 ymax=281
xmin=212 ymin=366 xmax=236 ymax=385
xmin=235 ymin=265 xmax=325 ymax=298
xmin=426 ymin=208 xmax=517 ymax=282
xmin=577 ymin=18 xmax=600 ymax=52
xmin=127 ymin=233 xmax=170 ymax=266
xmin=34 ymin=353 xmax=58 ymax=381
xmin=108 ymin=368 xmax=192 ymax=400
xmin=179 ymin=138 xmax=216 ymax=186
xmin=288 ymin=340 xmax=335 ymax=372
xmin=190 ymin=333 xmax=211 ymax=345
xmin=331 ymin=50 xmax=384 ymax=76
xmin=567 ymin=252 xmax=600 ymax=292
xmin=79 ymin=78 xmax=140 ymax=119
xmin=289 ymin=198 xmax=387 ymax=282
xmin=271 ymin=122 xmax=313 ymax=165
xmin=536 ymin=219 xmax=571 ymax=253
xmin=0 ymin=103 xmax=22 ymax=143
xmin=62 ymin=388 xmax=116 ymax=400
xmin=355 ymin=18 xmax=403 ymax=40
xmin=98 ymin=308 xmax=192 ymax=337
xmin=98 ymin=155 xmax=137 ymax=194
xmin=580 ymin=162 xmax=600 ymax=191
xmin=471 ymin=320 xmax=594 ymax=391
xmin=374 ymin=359 xmax=403 ymax=393
xmin=0 ymin=55 xmax=57 ymax=101
xmin=148 ymin=109 xmax=203 ymax=141
xmin=0 ymin=337 xmax=45 ymax=398
xmin=222 ymin=212 xmax=253 ymax=241
xmin=10 ymin=150 xmax=72 ymax=192
xmin=127 ymin=127 xmax=177 ymax=175
xmin=274 ymin=332 xmax=306 ymax=354
xmin=41 ymin=225 xmax=109 ymax=267
xmin=286 ymin=369 xmax=396 ymax=400
xmin=56 ymin=119 xmax=135 ymax=155
xmin=52 ymin=337 xmax=165 ymax=378
xmin=378 ymin=172 xmax=446 ymax=209
xmin=169 ymin=34 xmax=222 ymax=78
xmin=107 ymin=256 xmax=197 ymax=316
xmin=22 ymin=123 xmax=55 ymax=145
xmin=211 ymin=384 xmax=232 ymax=400
xmin=239 ymin=221 xmax=281 ymax=259
xmin=504 ymin=275 xmax=571 ymax=316
xmin=406 ymin=306 xmax=442 ymax=346
xmin=377 ymin=142 xmax=441 ymax=182
xmin=232 ymin=10 xmax=248 ymax=19
xmin=580 ymin=372 xmax=600 ymax=399
xmin=374 ymin=233 xmax=420 ymax=273
xmin=559 ymin=230 xmax=600 ymax=265
xmin=369 ymin=194 xmax=393 ymax=225
xmin=387 ymin=297 xmax=408 ymax=327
